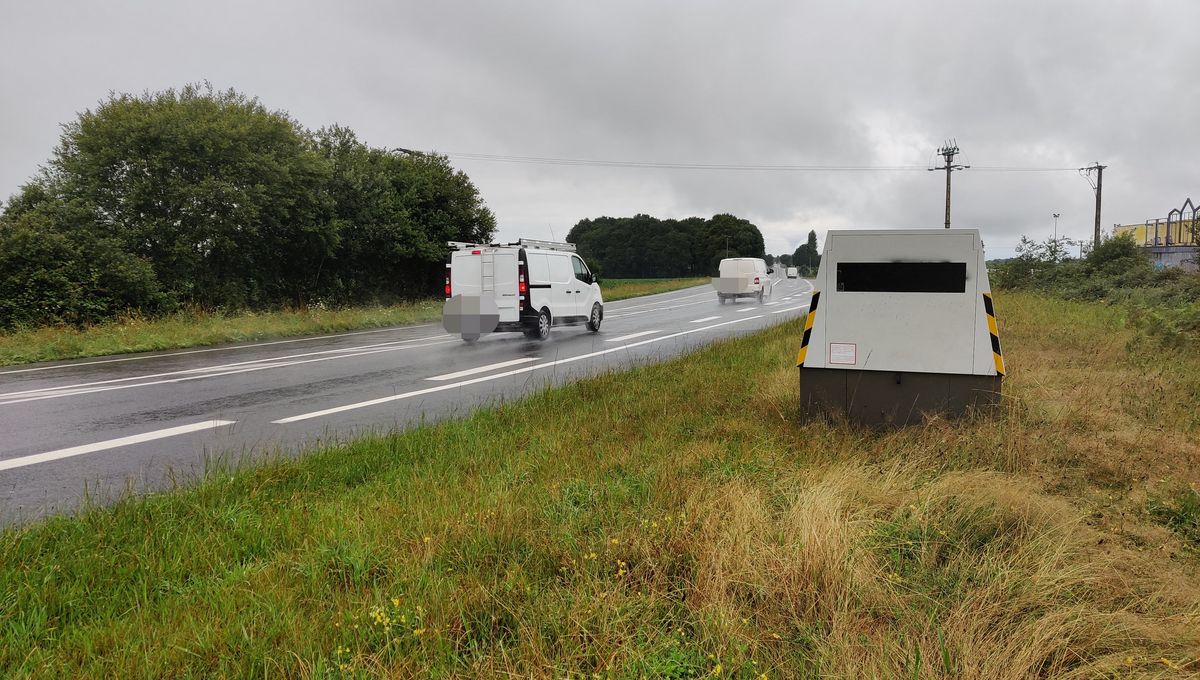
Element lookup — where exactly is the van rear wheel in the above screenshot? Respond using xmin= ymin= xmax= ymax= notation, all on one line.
xmin=525 ymin=308 xmax=551 ymax=340
xmin=586 ymin=303 xmax=602 ymax=332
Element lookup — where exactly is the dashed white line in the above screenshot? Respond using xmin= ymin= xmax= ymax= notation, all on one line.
xmin=772 ymin=305 xmax=810 ymax=314
xmin=605 ymin=330 xmax=661 ymax=343
xmin=0 ymin=334 xmax=450 ymax=400
xmin=425 ymin=357 xmax=537 ymax=381
xmin=736 ymin=307 xmax=761 ymax=313
xmin=606 ymin=299 xmax=711 ymax=319
xmin=0 ymin=339 xmax=458 ymax=406
xmin=0 ymin=420 xmax=236 ymax=472
xmin=272 ymin=315 xmax=765 ymax=424
xmin=689 ymin=316 xmax=721 ymax=323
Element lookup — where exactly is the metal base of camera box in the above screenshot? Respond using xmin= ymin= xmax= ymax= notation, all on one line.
xmin=799 ymin=367 xmax=1001 ymax=427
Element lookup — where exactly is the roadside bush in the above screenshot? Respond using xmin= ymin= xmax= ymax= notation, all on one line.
xmin=0 ymin=212 xmax=165 ymax=328
xmin=992 ymin=232 xmax=1200 ymax=347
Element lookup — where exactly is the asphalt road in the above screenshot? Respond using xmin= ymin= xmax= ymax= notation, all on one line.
xmin=0 ymin=277 xmax=813 ymax=521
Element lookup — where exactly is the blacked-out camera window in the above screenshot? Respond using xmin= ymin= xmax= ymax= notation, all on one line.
xmin=836 ymin=262 xmax=966 ymax=293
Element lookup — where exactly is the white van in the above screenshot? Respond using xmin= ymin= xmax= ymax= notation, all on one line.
xmin=786 ymin=267 xmax=799 ymax=279
xmin=443 ymin=239 xmax=603 ymax=341
xmin=712 ymin=257 xmax=772 ymax=303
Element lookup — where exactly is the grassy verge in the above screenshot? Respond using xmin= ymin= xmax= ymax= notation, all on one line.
xmin=0 ymin=302 xmax=443 ymax=368
xmin=2 ymin=291 xmax=1199 ymax=677
xmin=0 ymin=279 xmax=708 ymax=367
xmin=601 ymin=277 xmax=710 ymax=301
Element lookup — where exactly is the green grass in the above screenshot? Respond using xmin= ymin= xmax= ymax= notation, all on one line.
xmin=600 ymin=277 xmax=710 ymax=301
xmin=0 ymin=279 xmax=708 ymax=367
xmin=1149 ymin=487 xmax=1200 ymax=549
xmin=0 ymin=301 xmax=443 ymax=368
xmin=1 ymin=291 xmax=1199 ymax=677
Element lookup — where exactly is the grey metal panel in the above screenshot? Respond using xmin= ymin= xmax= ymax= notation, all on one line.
xmin=799 ymin=367 xmax=1001 ymax=427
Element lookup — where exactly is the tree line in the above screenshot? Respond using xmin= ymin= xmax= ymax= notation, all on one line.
xmin=566 ymin=213 xmax=765 ymax=278
xmin=0 ymin=85 xmax=496 ymax=329
xmin=764 ymin=230 xmax=822 ymax=274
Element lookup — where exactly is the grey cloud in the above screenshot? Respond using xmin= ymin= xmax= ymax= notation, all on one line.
xmin=3 ymin=1 xmax=1198 ymax=258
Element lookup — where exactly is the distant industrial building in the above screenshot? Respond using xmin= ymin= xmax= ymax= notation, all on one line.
xmin=1112 ymin=197 xmax=1198 ymax=271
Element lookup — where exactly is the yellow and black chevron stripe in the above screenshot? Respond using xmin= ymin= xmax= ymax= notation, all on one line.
xmin=795 ymin=291 xmax=820 ymax=367
xmin=982 ymin=292 xmax=1005 ymax=376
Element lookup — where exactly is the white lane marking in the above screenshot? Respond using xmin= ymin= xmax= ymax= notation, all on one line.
xmin=0 ymin=286 xmax=716 ymax=376
xmin=736 ymin=307 xmax=760 ymax=313
xmin=605 ymin=330 xmax=660 ymax=343
xmin=689 ymin=316 xmax=720 ymax=324
xmin=274 ymin=315 xmax=765 ymax=424
xmin=605 ymin=299 xmax=711 ymax=319
xmin=604 ymin=289 xmax=711 ymax=312
xmin=764 ymin=302 xmax=778 ymax=306
xmin=0 ymin=335 xmax=451 ymax=400
xmin=0 ymin=420 xmax=235 ymax=472
xmin=0 ymin=340 xmax=458 ymax=406
xmin=425 ymin=357 xmax=537 ymax=381
xmin=0 ymin=326 xmax=436 ymax=375
xmin=772 ymin=305 xmax=810 ymax=314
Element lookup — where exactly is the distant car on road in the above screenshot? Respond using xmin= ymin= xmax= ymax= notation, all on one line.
xmin=712 ymin=257 xmax=773 ymax=304
xmin=444 ymin=239 xmax=603 ymax=341
xmin=786 ymin=267 xmax=799 ymax=279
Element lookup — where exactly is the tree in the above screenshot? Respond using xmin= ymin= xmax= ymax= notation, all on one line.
xmin=704 ymin=213 xmax=765 ymax=273
xmin=568 ymin=213 xmax=765 ymax=278
xmin=778 ymin=253 xmax=793 ymax=267
xmin=764 ymin=253 xmax=775 ymax=266
xmin=0 ymin=85 xmax=496 ymax=328
xmin=793 ymin=230 xmax=821 ymax=274
xmin=311 ymin=126 xmax=495 ymax=302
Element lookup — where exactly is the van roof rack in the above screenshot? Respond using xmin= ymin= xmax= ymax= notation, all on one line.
xmin=447 ymin=238 xmax=576 ymax=252
xmin=513 ymin=238 xmax=575 ymax=252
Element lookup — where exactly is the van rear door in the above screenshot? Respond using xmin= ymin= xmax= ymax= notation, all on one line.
xmin=451 ymin=249 xmax=519 ymax=322
xmin=489 ymin=250 xmax=519 ymax=322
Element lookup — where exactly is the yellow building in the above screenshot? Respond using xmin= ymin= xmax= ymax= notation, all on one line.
xmin=1113 ymin=219 xmax=1199 ymax=246
xmin=1112 ymin=199 xmax=1199 ymax=271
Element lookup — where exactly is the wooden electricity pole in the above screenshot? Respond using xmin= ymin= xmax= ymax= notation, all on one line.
xmin=1081 ymin=162 xmax=1107 ymax=245
xmin=930 ymin=141 xmax=969 ymax=228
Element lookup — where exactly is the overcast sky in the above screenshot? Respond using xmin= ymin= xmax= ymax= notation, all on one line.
xmin=3 ymin=1 xmax=1198 ymax=257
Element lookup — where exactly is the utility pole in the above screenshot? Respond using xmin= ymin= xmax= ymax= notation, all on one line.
xmin=1080 ymin=162 xmax=1107 ymax=245
xmin=929 ymin=140 xmax=969 ymax=228
xmin=1052 ymin=213 xmax=1060 ymax=241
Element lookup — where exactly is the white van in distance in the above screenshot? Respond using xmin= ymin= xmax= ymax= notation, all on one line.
xmin=712 ymin=257 xmax=773 ymax=303
xmin=786 ymin=267 xmax=799 ymax=279
xmin=443 ymin=239 xmax=603 ymax=341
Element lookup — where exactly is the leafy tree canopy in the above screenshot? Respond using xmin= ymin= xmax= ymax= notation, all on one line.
xmin=566 ymin=213 xmax=765 ymax=278
xmin=0 ymin=84 xmax=495 ymax=328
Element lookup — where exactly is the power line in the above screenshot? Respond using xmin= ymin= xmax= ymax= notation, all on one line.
xmin=432 ymin=151 xmax=1080 ymax=173
xmin=445 ymin=152 xmax=925 ymax=171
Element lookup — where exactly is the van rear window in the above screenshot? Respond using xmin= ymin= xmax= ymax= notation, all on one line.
xmin=836 ymin=262 xmax=966 ymax=293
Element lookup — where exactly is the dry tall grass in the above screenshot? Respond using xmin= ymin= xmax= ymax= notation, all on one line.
xmin=1 ymin=291 xmax=1198 ymax=678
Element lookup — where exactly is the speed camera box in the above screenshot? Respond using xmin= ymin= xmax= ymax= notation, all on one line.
xmin=795 ymin=229 xmax=1004 ymax=426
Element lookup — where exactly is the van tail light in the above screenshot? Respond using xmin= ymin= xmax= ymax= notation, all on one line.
xmin=518 ymin=262 xmax=530 ymax=310
xmin=471 ymin=249 xmax=481 ymax=255
xmin=754 ymin=276 xmax=760 ymax=285
xmin=444 ymin=266 xmax=452 ymax=298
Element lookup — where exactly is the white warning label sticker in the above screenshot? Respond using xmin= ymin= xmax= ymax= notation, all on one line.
xmin=829 ymin=342 xmax=857 ymax=365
